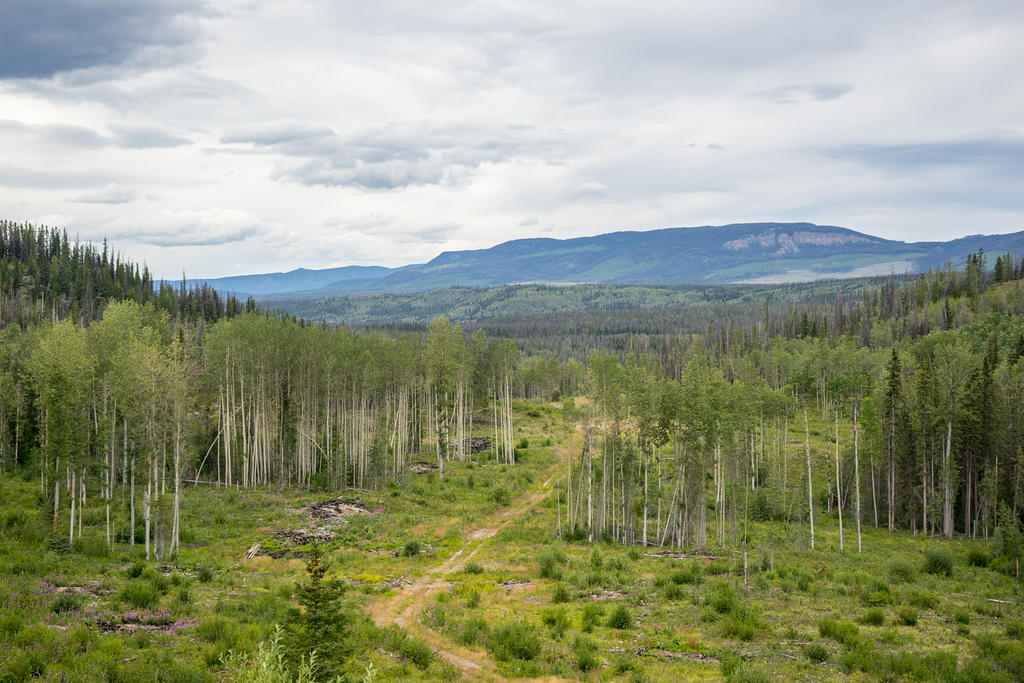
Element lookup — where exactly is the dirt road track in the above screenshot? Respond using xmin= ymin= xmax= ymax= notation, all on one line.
xmin=367 ymin=472 xmax=558 ymax=681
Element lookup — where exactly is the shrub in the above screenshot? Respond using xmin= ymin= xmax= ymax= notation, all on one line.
xmin=663 ymin=583 xmax=685 ymax=600
xmin=1 ymin=649 xmax=46 ymax=681
xmin=44 ymin=536 xmax=71 ymax=555
xmin=804 ymin=643 xmax=829 ymax=663
xmin=465 ymin=590 xmax=480 ymax=608
xmin=581 ymin=603 xmax=604 ymax=633
xmin=967 ymin=549 xmax=990 ymax=568
xmin=463 ymin=561 xmax=483 ymax=575
xmin=906 ymin=590 xmax=939 ymax=610
xmin=127 ymin=561 xmax=146 ymax=578
xmin=859 ymin=608 xmax=885 ymax=626
xmin=457 ymin=616 xmax=489 ymax=646
xmin=606 ymin=605 xmax=633 ymax=630
xmin=819 ymin=618 xmax=859 ymax=647
xmin=488 ymin=622 xmax=541 ymax=661
xmin=552 ymin=584 xmax=570 ymax=603
xmin=923 ymin=548 xmax=954 ymax=577
xmin=1006 ymin=620 xmax=1024 ymax=639
xmin=671 ymin=564 xmax=701 ymax=585
xmin=721 ymin=609 xmax=761 ymax=641
xmin=491 ymin=487 xmax=511 ymax=507
xmin=862 ymin=580 xmax=893 ymax=606
xmin=403 ymin=540 xmax=422 ymax=557
xmin=541 ymin=607 xmax=570 ymax=638
xmin=0 ymin=612 xmax=25 ymax=637
xmin=573 ymin=635 xmax=599 ymax=672
xmin=119 ymin=580 xmax=160 ymax=609
xmin=888 ymin=559 xmax=917 ymax=583
xmin=953 ymin=609 xmax=970 ymax=625
xmin=897 ymin=607 xmax=919 ymax=626
xmin=538 ymin=547 xmax=566 ymax=579
xmin=707 ymin=581 xmax=740 ymax=614
xmin=197 ymin=566 xmax=214 ymax=583
xmin=400 ymin=636 xmax=433 ymax=668
xmin=51 ymin=593 xmax=82 ymax=613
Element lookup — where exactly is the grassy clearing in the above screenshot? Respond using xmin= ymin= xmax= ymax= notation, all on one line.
xmin=1 ymin=402 xmax=1023 ymax=681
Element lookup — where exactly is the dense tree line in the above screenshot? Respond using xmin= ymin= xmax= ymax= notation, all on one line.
xmin=0 ymin=220 xmax=254 ymax=327
xmin=3 ymin=221 xmax=1024 ymax=563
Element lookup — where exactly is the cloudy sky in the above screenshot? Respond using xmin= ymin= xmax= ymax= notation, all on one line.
xmin=1 ymin=1 xmax=1022 ymax=278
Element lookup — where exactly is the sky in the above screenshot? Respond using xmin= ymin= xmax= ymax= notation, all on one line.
xmin=1 ymin=1 xmax=1023 ymax=279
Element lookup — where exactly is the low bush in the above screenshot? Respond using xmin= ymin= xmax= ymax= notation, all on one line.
xmin=859 ymin=608 xmax=886 ymax=626
xmin=804 ymin=643 xmax=829 ymax=663
xmin=488 ymin=622 xmax=541 ymax=662
xmin=119 ymin=580 xmax=160 ymax=609
xmin=897 ymin=607 xmax=919 ymax=626
xmin=457 ymin=616 xmax=489 ymax=646
xmin=966 ymin=548 xmax=990 ymax=567
xmin=819 ymin=618 xmax=860 ymax=647
xmin=671 ymin=564 xmax=702 ymax=585
xmin=707 ymin=581 xmax=740 ymax=614
xmin=906 ymin=590 xmax=939 ymax=610
xmin=923 ymin=548 xmax=954 ymax=577
xmin=581 ymin=603 xmax=604 ymax=633
xmin=606 ymin=605 xmax=633 ymax=630
xmin=552 ymin=584 xmax=570 ymax=603
xmin=51 ymin=593 xmax=82 ymax=613
xmin=403 ymin=540 xmax=422 ymax=557
xmin=888 ymin=559 xmax=917 ymax=583
xmin=463 ymin=561 xmax=483 ymax=575
xmin=862 ymin=580 xmax=893 ymax=606
xmin=573 ymin=635 xmax=599 ymax=672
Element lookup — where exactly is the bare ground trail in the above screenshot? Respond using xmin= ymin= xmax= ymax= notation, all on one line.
xmin=367 ymin=468 xmax=560 ymax=681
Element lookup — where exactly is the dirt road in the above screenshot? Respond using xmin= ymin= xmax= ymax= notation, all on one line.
xmin=367 ymin=471 xmax=557 ymax=681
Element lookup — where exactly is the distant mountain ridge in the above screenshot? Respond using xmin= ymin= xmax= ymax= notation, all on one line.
xmin=180 ymin=222 xmax=1024 ymax=299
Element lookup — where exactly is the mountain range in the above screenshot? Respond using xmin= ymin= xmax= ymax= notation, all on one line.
xmin=180 ymin=222 xmax=1024 ymax=300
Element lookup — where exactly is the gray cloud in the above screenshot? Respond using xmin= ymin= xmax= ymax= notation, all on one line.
xmin=750 ymin=82 xmax=854 ymax=104
xmin=108 ymin=124 xmax=192 ymax=148
xmin=0 ymin=0 xmax=204 ymax=79
xmin=68 ymin=184 xmax=135 ymax=204
xmin=101 ymin=209 xmax=262 ymax=247
xmin=824 ymin=139 xmax=1024 ymax=173
xmin=222 ymin=122 xmax=540 ymax=190
xmin=0 ymin=119 xmax=191 ymax=150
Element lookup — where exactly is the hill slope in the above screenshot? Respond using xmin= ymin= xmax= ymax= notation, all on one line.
xmin=189 ymin=222 xmax=1024 ymax=298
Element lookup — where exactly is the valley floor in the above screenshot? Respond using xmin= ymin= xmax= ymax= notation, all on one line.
xmin=2 ymin=406 xmax=1023 ymax=681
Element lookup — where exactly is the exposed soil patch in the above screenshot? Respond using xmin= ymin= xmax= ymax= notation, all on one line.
xmin=466 ymin=437 xmax=492 ymax=454
xmin=645 ymin=551 xmax=721 ymax=561
xmin=644 ymin=648 xmax=720 ymax=664
xmin=304 ymin=498 xmax=382 ymax=519
xmin=42 ymin=581 xmax=110 ymax=596
xmin=410 ymin=462 xmax=437 ymax=474
xmin=95 ymin=614 xmax=197 ymax=635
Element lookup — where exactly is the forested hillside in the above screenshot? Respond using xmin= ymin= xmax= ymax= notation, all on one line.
xmin=3 ymin=222 xmax=1024 ymax=680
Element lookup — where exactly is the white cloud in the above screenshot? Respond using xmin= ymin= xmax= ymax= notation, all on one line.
xmin=0 ymin=0 xmax=1022 ymax=278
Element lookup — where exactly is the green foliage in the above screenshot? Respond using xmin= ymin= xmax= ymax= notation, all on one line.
xmin=706 ymin=581 xmax=740 ymax=614
xmin=463 ymin=561 xmax=483 ymax=574
xmin=50 ymin=593 xmax=82 ymax=613
xmin=541 ymin=606 xmax=570 ymax=638
xmin=402 ymin=540 xmax=422 ymax=557
xmin=538 ymin=546 xmax=566 ymax=579
xmin=888 ymin=559 xmax=917 ymax=583
xmin=457 ymin=616 xmax=489 ymax=646
xmin=862 ymin=580 xmax=894 ymax=606
xmin=580 ymin=603 xmax=604 ymax=633
xmin=572 ymin=635 xmax=599 ymax=672
xmin=606 ymin=604 xmax=633 ymax=630
xmin=285 ymin=542 xmax=351 ymax=678
xmin=819 ymin=618 xmax=860 ymax=647
xmin=897 ymin=607 xmax=919 ymax=626
xmin=487 ymin=622 xmax=541 ymax=662
xmin=804 ymin=643 xmax=829 ymax=663
xmin=923 ymin=548 xmax=954 ymax=577
xmin=552 ymin=584 xmax=570 ymax=603
xmin=119 ymin=580 xmax=160 ymax=609
xmin=860 ymin=608 xmax=886 ymax=626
